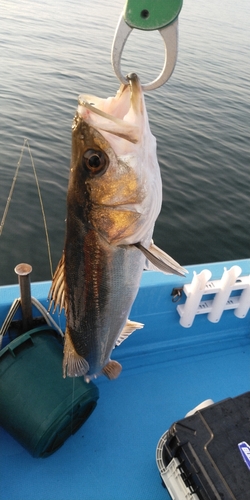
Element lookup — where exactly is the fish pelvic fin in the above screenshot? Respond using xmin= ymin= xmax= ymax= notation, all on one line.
xmin=63 ymin=329 xmax=89 ymax=378
xmin=102 ymin=360 xmax=122 ymax=380
xmin=48 ymin=253 xmax=67 ymax=314
xmin=115 ymin=319 xmax=144 ymax=348
xmin=135 ymin=241 xmax=188 ymax=277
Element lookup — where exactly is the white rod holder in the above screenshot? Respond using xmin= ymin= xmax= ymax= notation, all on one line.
xmin=208 ymin=265 xmax=242 ymax=323
xmin=179 ymin=269 xmax=212 ymax=328
xmin=234 ymin=277 xmax=250 ymax=318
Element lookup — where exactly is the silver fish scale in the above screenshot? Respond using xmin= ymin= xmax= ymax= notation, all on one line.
xmin=97 ymin=243 xmax=145 ymax=371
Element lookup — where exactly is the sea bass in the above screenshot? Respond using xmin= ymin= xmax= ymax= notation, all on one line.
xmin=49 ymin=74 xmax=186 ymax=381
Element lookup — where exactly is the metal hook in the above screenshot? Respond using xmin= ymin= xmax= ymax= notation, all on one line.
xmin=111 ymin=14 xmax=178 ymax=91
xmin=171 ymin=287 xmax=183 ymax=303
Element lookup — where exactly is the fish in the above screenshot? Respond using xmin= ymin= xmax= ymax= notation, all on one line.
xmin=49 ymin=73 xmax=186 ymax=381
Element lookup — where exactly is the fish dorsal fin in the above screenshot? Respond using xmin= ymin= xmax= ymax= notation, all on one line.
xmin=115 ymin=319 xmax=144 ymax=347
xmin=102 ymin=360 xmax=122 ymax=380
xmin=135 ymin=241 xmax=187 ymax=277
xmin=48 ymin=253 xmax=67 ymax=313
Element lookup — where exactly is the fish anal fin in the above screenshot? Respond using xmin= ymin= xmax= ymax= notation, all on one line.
xmin=115 ymin=319 xmax=144 ymax=347
xmin=48 ymin=253 xmax=67 ymax=313
xmin=135 ymin=241 xmax=188 ymax=277
xmin=102 ymin=360 xmax=122 ymax=380
xmin=63 ymin=329 xmax=89 ymax=378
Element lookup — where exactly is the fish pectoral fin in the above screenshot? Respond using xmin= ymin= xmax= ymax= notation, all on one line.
xmin=102 ymin=360 xmax=122 ymax=380
xmin=115 ymin=319 xmax=144 ymax=347
xmin=135 ymin=241 xmax=188 ymax=277
xmin=63 ymin=329 xmax=89 ymax=378
xmin=48 ymin=253 xmax=67 ymax=313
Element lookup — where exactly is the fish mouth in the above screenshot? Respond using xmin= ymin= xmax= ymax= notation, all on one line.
xmin=77 ymin=74 xmax=143 ymax=144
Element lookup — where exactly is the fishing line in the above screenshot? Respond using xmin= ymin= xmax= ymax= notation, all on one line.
xmin=0 ymin=138 xmax=53 ymax=279
xmin=71 ymin=377 xmax=76 ymax=435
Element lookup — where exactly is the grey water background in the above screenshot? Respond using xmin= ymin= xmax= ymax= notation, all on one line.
xmin=0 ymin=0 xmax=249 ymax=286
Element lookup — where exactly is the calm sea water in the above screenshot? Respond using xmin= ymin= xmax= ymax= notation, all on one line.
xmin=0 ymin=0 xmax=249 ymax=285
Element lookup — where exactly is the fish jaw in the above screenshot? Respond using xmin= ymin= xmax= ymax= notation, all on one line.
xmin=77 ymin=76 xmax=142 ymax=151
xmin=74 ymin=74 xmax=162 ymax=246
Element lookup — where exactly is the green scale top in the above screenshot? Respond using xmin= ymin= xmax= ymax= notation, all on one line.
xmin=124 ymin=0 xmax=183 ymax=30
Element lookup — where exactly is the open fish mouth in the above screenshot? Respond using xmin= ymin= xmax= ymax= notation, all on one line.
xmin=77 ymin=74 xmax=143 ymax=146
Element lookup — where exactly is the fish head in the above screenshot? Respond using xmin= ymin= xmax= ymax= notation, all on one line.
xmin=69 ymin=74 xmax=162 ymax=246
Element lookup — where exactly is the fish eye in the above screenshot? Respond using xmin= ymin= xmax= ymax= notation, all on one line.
xmin=82 ymin=149 xmax=109 ymax=176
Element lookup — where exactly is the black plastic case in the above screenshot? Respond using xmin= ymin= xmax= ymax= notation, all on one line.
xmin=161 ymin=392 xmax=250 ymax=499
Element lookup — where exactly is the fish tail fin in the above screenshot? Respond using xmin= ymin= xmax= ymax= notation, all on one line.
xmin=63 ymin=329 xmax=89 ymax=378
xmin=102 ymin=360 xmax=122 ymax=380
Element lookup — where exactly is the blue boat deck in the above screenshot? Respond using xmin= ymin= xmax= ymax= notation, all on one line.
xmin=1 ymin=259 xmax=249 ymax=500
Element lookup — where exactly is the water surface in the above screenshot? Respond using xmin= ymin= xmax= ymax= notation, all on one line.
xmin=0 ymin=0 xmax=249 ymax=285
